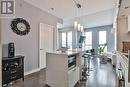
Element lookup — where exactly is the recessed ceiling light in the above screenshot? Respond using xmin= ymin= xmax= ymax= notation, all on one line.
xmin=76 ymin=3 xmax=81 ymax=8
xmin=51 ymin=8 xmax=54 ymax=11
xmin=125 ymin=6 xmax=129 ymax=9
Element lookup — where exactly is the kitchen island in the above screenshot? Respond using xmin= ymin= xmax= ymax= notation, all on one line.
xmin=45 ymin=49 xmax=86 ymax=87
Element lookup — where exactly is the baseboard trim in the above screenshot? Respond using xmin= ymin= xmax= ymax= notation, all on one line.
xmin=24 ymin=68 xmax=40 ymax=76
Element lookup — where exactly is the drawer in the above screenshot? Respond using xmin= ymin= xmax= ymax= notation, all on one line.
xmin=10 ymin=69 xmax=23 ymax=75
xmin=2 ymin=71 xmax=10 ymax=84
xmin=3 ymin=67 xmax=23 ymax=75
xmin=2 ymin=68 xmax=23 ymax=84
xmin=68 ymin=67 xmax=80 ymax=87
xmin=9 ymin=73 xmax=22 ymax=81
xmin=3 ymin=72 xmax=23 ymax=84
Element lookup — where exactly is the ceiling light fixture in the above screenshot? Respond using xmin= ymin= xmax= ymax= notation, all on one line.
xmin=76 ymin=3 xmax=81 ymax=8
xmin=51 ymin=8 xmax=54 ymax=11
xmin=73 ymin=0 xmax=84 ymax=32
xmin=125 ymin=6 xmax=129 ymax=9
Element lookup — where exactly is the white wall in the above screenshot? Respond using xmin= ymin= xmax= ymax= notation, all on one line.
xmin=1 ymin=0 xmax=62 ymax=73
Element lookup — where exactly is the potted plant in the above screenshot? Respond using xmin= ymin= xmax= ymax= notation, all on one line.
xmin=98 ymin=43 xmax=107 ymax=54
xmin=97 ymin=43 xmax=107 ymax=64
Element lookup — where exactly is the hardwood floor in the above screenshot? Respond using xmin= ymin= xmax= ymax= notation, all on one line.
xmin=12 ymin=56 xmax=116 ymax=87
xmin=12 ymin=70 xmax=47 ymax=87
xmin=77 ymin=56 xmax=116 ymax=87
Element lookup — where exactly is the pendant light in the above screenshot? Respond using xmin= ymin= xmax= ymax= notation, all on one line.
xmin=74 ymin=21 xmax=78 ymax=29
xmin=78 ymin=24 xmax=81 ymax=31
xmin=80 ymin=26 xmax=84 ymax=32
xmin=73 ymin=0 xmax=84 ymax=32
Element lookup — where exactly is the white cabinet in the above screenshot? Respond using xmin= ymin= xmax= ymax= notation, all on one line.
xmin=68 ymin=67 xmax=80 ymax=87
xmin=128 ymin=15 xmax=130 ymax=32
xmin=46 ymin=53 xmax=80 ymax=87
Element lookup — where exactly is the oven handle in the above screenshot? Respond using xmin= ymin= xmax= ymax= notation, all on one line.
xmin=118 ymin=68 xmax=122 ymax=71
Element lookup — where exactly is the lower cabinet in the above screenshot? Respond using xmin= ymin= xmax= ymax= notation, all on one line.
xmin=68 ymin=67 xmax=80 ymax=87
xmin=2 ymin=56 xmax=24 ymax=85
xmin=46 ymin=53 xmax=81 ymax=87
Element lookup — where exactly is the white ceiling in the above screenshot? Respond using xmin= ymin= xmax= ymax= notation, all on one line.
xmin=24 ymin=0 xmax=114 ymax=20
xmin=63 ymin=9 xmax=114 ymax=28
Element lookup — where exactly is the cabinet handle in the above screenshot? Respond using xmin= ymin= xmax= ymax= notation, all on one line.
xmin=73 ymin=69 xmax=76 ymax=71
xmin=10 ymin=76 xmax=17 ymax=79
xmin=118 ymin=68 xmax=122 ymax=71
xmin=10 ymin=71 xmax=17 ymax=74
xmin=119 ymin=79 xmax=125 ymax=81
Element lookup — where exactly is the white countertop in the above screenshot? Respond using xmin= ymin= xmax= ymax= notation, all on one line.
xmin=47 ymin=48 xmax=87 ymax=56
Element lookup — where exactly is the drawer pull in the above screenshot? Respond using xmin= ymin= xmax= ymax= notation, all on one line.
xmin=73 ymin=69 xmax=76 ymax=71
xmin=118 ymin=68 xmax=122 ymax=71
xmin=10 ymin=76 xmax=17 ymax=79
xmin=10 ymin=71 xmax=17 ymax=74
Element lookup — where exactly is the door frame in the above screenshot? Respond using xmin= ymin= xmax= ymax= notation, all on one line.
xmin=39 ymin=23 xmax=45 ymax=70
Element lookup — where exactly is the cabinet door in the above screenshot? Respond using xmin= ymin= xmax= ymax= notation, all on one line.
xmin=68 ymin=69 xmax=74 ymax=87
xmin=75 ymin=67 xmax=80 ymax=84
xmin=68 ymin=67 xmax=80 ymax=87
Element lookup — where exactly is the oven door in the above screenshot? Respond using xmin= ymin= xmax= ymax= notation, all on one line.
xmin=68 ymin=55 xmax=76 ymax=69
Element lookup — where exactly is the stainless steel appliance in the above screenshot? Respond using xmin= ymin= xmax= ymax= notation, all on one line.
xmin=68 ymin=55 xmax=76 ymax=69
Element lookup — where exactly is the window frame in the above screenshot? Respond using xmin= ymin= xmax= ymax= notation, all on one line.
xmin=98 ymin=30 xmax=107 ymax=52
xmin=85 ymin=31 xmax=92 ymax=50
xmin=61 ymin=31 xmax=72 ymax=48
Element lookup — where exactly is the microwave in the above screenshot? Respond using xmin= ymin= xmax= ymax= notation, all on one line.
xmin=68 ymin=55 xmax=76 ymax=69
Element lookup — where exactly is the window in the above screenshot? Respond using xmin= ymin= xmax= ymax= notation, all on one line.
xmin=61 ymin=31 xmax=72 ymax=49
xmin=99 ymin=31 xmax=107 ymax=52
xmin=99 ymin=31 xmax=107 ymax=45
xmin=67 ymin=31 xmax=72 ymax=49
xmin=85 ymin=32 xmax=92 ymax=50
xmin=62 ymin=32 xmax=67 ymax=47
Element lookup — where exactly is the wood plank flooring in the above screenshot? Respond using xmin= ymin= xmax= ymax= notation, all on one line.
xmin=77 ymin=56 xmax=116 ymax=87
xmin=12 ymin=56 xmax=116 ymax=87
xmin=12 ymin=70 xmax=47 ymax=87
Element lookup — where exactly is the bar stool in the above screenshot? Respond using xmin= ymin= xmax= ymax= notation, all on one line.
xmin=90 ymin=49 xmax=95 ymax=56
xmin=81 ymin=49 xmax=95 ymax=80
xmin=85 ymin=53 xmax=93 ymax=71
xmin=82 ymin=54 xmax=89 ymax=80
xmin=81 ymin=51 xmax=92 ymax=79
